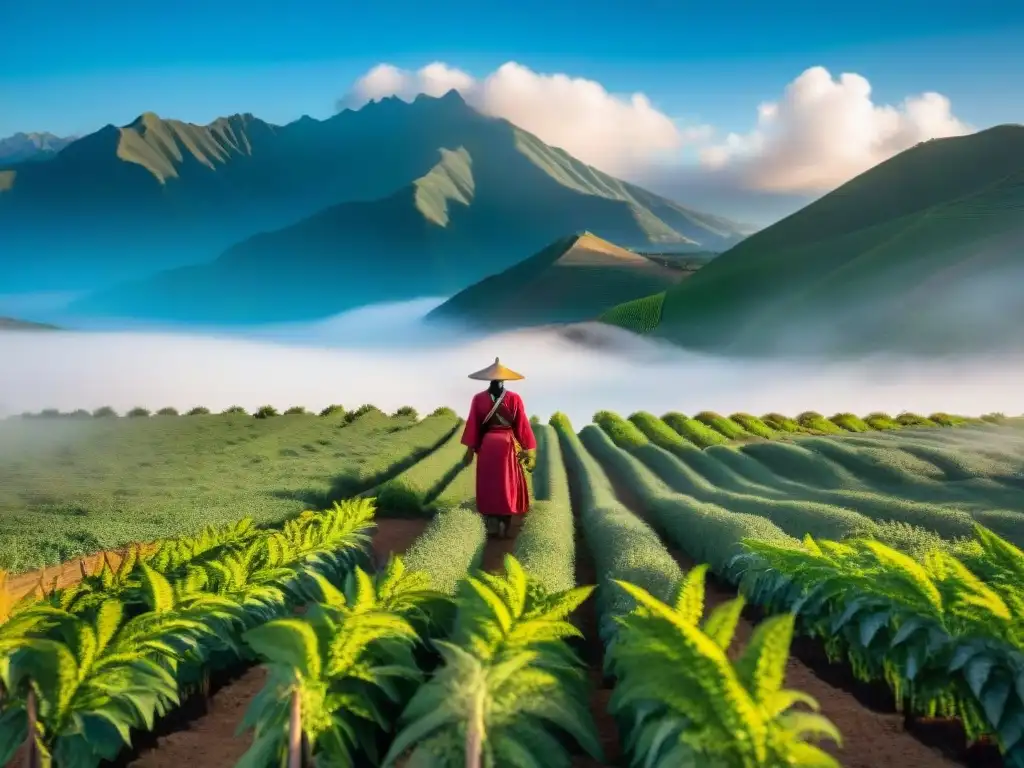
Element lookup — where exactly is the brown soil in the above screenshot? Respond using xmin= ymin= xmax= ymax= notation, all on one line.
xmin=112 ymin=517 xmax=430 ymax=768
xmin=601 ymin=471 xmax=992 ymax=768
xmin=563 ymin=465 xmax=620 ymax=768
xmin=480 ymin=515 xmax=524 ymax=573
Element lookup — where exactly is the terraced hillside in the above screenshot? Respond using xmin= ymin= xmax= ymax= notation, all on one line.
xmin=1 ymin=405 xmax=1022 ymax=767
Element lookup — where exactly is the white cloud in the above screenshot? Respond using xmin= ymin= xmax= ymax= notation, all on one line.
xmin=699 ymin=66 xmax=973 ymax=194
xmin=340 ymin=62 xmax=976 ymax=202
xmin=339 ymin=61 xmax=697 ymax=175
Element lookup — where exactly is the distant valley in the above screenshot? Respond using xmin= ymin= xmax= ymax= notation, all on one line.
xmin=0 ymin=91 xmax=750 ymax=325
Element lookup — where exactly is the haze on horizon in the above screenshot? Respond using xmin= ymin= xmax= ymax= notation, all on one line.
xmin=2 ymin=299 xmax=1021 ymax=428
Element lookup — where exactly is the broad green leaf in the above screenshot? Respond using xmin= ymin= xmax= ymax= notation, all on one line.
xmin=702 ymin=597 xmax=745 ymax=651
xmin=735 ymin=614 xmax=794 ymax=706
xmin=244 ymin=619 xmax=322 ymax=680
xmin=138 ymin=563 xmax=176 ymax=614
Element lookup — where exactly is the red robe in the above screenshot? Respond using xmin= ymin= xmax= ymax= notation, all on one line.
xmin=460 ymin=390 xmax=537 ymax=516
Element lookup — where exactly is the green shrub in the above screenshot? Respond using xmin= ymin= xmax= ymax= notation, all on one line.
xmin=344 ymin=404 xmax=380 ymax=424
xmin=864 ymin=411 xmax=901 ymax=430
xmin=92 ymin=406 xmax=117 ymax=418
xmin=628 ymin=412 xmax=697 ymax=452
xmin=729 ymin=412 xmax=777 ymax=439
xmin=283 ymin=405 xmax=308 ymax=415
xmin=929 ymin=412 xmax=968 ymax=426
xmin=761 ymin=413 xmax=803 ymax=433
xmin=254 ymin=405 xmax=279 ymax=419
xmin=430 ymin=406 xmax=456 ymax=419
xmin=796 ymin=410 xmax=844 ymax=434
xmin=830 ymin=412 xmax=870 ymax=432
xmin=222 ymin=405 xmax=247 ymax=415
xmin=593 ymin=410 xmax=648 ymax=449
xmin=981 ymin=412 xmax=1007 ymax=423
xmin=126 ymin=407 xmax=151 ymax=418
xmin=393 ymin=406 xmax=418 ymax=420
xmin=185 ymin=406 xmax=211 ymax=416
xmin=661 ymin=412 xmax=729 ymax=448
xmin=694 ymin=410 xmax=751 ymax=440
xmin=896 ymin=411 xmax=937 ymax=427
xmin=155 ymin=407 xmax=179 ymax=416
xmin=318 ymin=404 xmax=345 ymax=417
xmin=69 ymin=409 xmax=90 ymax=418
xmin=36 ymin=408 xmax=61 ymax=419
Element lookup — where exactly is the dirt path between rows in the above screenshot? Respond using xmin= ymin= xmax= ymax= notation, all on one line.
xmin=603 ymin=474 xmax=985 ymax=768
xmin=560 ymin=462 xmax=620 ymax=768
xmin=117 ymin=517 xmax=430 ymax=768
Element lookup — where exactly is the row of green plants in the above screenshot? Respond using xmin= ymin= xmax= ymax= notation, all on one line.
xmin=733 ymin=525 xmax=1024 ymax=766
xmin=550 ymin=414 xmax=843 ymax=765
xmin=594 ymin=411 xmax=877 ymax=541
xmin=11 ymin=404 xmax=457 ymax=421
xmin=651 ymin=409 xmax=1006 ymax=448
xmin=370 ymin=427 xmax=469 ymax=516
xmin=237 ymin=553 xmax=603 ymax=767
xmin=596 ymin=409 xmax=999 ymax=543
xmin=512 ymin=425 xmax=577 ymax=594
xmin=573 ymin=411 xmax=1024 ymax=763
xmin=0 ymin=499 xmax=380 ymax=767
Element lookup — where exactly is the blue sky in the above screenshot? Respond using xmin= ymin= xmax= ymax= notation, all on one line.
xmin=3 ymin=0 xmax=1022 ymax=139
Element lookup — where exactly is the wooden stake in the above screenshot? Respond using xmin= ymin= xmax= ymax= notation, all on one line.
xmin=288 ymin=688 xmax=302 ymax=768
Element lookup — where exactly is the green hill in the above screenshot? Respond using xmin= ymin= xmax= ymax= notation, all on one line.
xmin=426 ymin=232 xmax=688 ymax=331
xmin=0 ymin=317 xmax=61 ymax=331
xmin=64 ymin=93 xmax=748 ymax=324
xmin=601 ymin=125 xmax=1024 ymax=356
xmin=3 ymin=91 xmax=748 ymax=315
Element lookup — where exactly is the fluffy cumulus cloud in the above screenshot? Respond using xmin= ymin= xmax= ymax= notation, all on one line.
xmin=339 ymin=62 xmax=973 ymax=199
xmin=698 ymin=66 xmax=973 ymax=194
xmin=338 ymin=61 xmax=694 ymax=175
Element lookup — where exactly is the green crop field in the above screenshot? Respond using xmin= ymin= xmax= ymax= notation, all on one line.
xmin=1 ymin=404 xmax=1023 ymax=767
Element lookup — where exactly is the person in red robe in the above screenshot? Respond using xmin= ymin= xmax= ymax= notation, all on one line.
xmin=460 ymin=357 xmax=537 ymax=539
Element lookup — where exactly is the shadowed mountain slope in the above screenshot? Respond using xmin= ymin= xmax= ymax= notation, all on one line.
xmin=3 ymin=91 xmax=748 ymax=310
xmin=601 ymin=125 xmax=1024 ymax=356
xmin=59 ymin=93 xmax=748 ymax=324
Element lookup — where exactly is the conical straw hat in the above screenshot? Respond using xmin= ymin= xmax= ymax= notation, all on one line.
xmin=468 ymin=357 xmax=524 ymax=381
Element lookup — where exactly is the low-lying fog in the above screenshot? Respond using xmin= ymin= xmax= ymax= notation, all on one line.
xmin=2 ymin=298 xmax=1022 ymax=425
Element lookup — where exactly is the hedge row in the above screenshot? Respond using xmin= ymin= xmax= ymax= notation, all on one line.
xmin=12 ymin=404 xmax=457 ymax=420
xmin=371 ymin=426 xmax=468 ymax=515
xmin=550 ymin=413 xmax=681 ymax=648
xmin=402 ymin=504 xmax=486 ymax=595
xmin=513 ymin=424 xmax=577 ymax=594
xmin=577 ymin=424 xmax=796 ymax=577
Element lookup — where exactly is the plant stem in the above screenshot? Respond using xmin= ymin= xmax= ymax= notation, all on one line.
xmin=465 ymin=684 xmax=485 ymax=768
xmin=24 ymin=686 xmax=38 ymax=768
xmin=288 ymin=688 xmax=302 ymax=768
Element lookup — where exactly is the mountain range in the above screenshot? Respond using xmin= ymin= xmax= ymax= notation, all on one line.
xmin=601 ymin=125 xmax=1024 ymax=355
xmin=0 ymin=132 xmax=76 ymax=165
xmin=1 ymin=91 xmax=751 ymax=324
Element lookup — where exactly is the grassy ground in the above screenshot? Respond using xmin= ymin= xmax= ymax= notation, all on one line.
xmin=0 ymin=409 xmax=451 ymax=571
